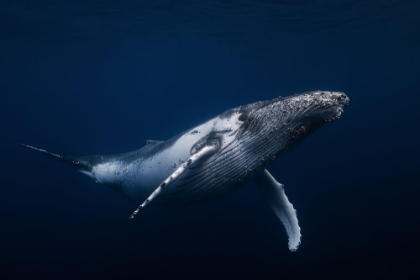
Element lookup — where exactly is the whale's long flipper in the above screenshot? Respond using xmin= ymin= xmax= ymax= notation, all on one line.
xmin=254 ymin=169 xmax=301 ymax=251
xmin=129 ymin=144 xmax=219 ymax=220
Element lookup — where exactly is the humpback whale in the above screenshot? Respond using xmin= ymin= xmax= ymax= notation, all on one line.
xmin=20 ymin=90 xmax=349 ymax=251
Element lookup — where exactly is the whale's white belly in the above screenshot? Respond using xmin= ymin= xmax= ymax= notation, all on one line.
xmin=91 ymin=115 xmax=239 ymax=203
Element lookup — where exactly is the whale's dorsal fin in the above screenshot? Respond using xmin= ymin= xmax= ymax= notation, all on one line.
xmin=145 ymin=140 xmax=164 ymax=146
xmin=129 ymin=144 xmax=218 ymax=220
xmin=254 ymin=169 xmax=301 ymax=251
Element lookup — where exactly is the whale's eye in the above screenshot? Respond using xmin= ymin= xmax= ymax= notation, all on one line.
xmin=239 ymin=114 xmax=248 ymax=121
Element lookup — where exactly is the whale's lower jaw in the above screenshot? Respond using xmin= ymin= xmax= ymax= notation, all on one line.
xmin=144 ymin=135 xmax=306 ymax=206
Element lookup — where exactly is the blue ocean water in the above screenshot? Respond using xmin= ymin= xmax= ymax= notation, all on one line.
xmin=1 ymin=0 xmax=419 ymax=278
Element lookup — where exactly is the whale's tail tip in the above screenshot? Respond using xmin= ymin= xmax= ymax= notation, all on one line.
xmin=18 ymin=143 xmax=67 ymax=161
xmin=18 ymin=143 xmax=91 ymax=171
xmin=18 ymin=143 xmax=45 ymax=151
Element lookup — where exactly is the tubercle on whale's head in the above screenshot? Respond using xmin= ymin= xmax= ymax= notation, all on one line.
xmin=283 ymin=90 xmax=350 ymax=123
xmin=237 ymin=90 xmax=349 ymax=147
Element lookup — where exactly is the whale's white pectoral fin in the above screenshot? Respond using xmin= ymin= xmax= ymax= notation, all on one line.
xmin=254 ymin=169 xmax=301 ymax=251
xmin=129 ymin=144 xmax=219 ymax=220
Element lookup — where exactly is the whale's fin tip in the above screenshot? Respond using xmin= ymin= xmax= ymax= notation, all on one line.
xmin=254 ymin=169 xmax=302 ymax=252
xmin=18 ymin=143 xmax=91 ymax=171
xmin=129 ymin=144 xmax=219 ymax=220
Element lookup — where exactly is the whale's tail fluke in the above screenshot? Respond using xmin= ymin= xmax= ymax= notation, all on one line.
xmin=18 ymin=143 xmax=93 ymax=172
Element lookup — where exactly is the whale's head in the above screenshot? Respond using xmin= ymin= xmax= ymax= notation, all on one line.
xmin=181 ymin=91 xmax=348 ymax=181
xmin=263 ymin=91 xmax=350 ymax=145
xmin=232 ymin=91 xmax=349 ymax=167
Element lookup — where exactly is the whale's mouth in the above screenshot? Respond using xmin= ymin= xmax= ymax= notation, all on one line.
xmin=329 ymin=91 xmax=350 ymax=105
xmin=236 ymin=90 xmax=349 ymax=141
xmin=279 ymin=91 xmax=349 ymax=144
xmin=287 ymin=91 xmax=350 ymax=121
xmin=320 ymin=91 xmax=350 ymax=122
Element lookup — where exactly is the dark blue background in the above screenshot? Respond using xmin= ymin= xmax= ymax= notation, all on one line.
xmin=1 ymin=0 xmax=419 ymax=279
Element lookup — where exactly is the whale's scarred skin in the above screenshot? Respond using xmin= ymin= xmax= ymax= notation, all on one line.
xmin=21 ymin=90 xmax=349 ymax=251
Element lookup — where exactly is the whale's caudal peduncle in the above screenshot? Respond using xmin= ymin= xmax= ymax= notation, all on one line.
xmin=20 ymin=90 xmax=349 ymax=251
